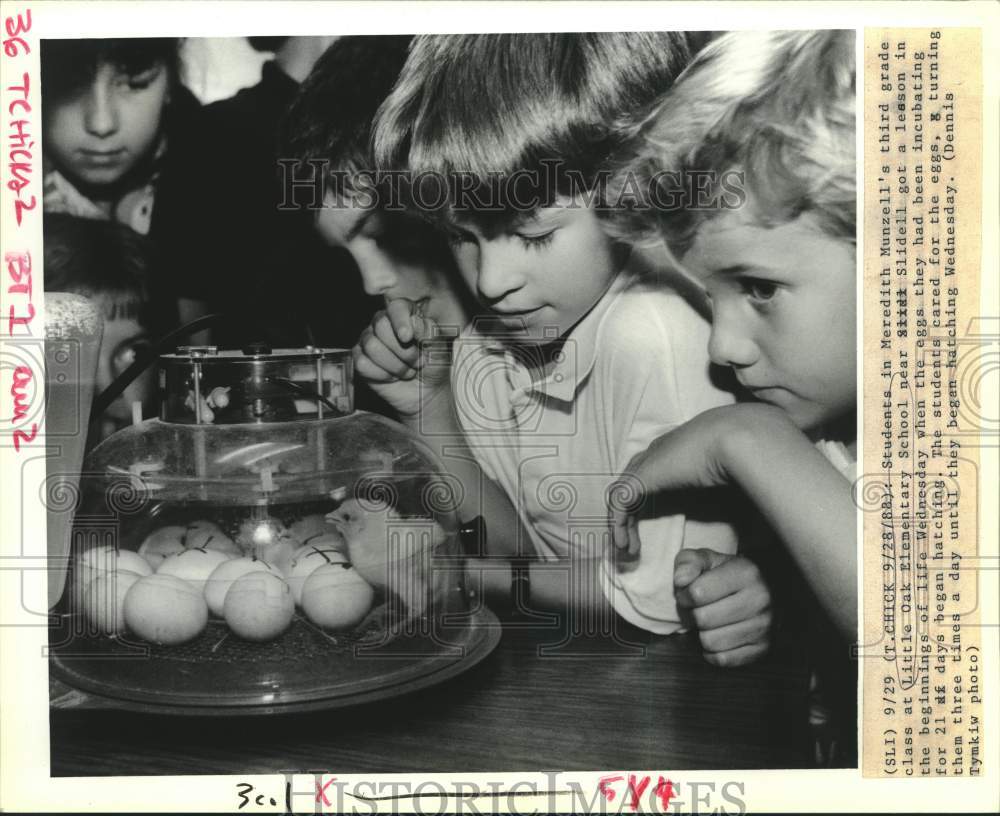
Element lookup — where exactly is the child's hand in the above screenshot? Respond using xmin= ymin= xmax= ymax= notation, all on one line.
xmin=352 ymin=298 xmax=450 ymax=418
xmin=608 ymin=404 xmax=792 ymax=556
xmin=674 ymin=548 xmax=772 ymax=667
xmin=608 ymin=406 xmax=739 ymax=556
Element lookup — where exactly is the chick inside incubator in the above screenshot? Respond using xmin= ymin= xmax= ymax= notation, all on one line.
xmin=326 ymin=498 xmax=448 ymax=620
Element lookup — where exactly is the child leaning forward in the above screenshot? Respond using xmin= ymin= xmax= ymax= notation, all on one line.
xmin=357 ymin=33 xmax=772 ymax=664
xmin=608 ymin=30 xmax=858 ymax=643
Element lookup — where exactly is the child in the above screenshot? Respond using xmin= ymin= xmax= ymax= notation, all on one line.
xmin=43 ymin=213 xmax=163 ymax=445
xmin=278 ymin=35 xmax=478 ymax=422
xmin=607 ymin=30 xmax=857 ymax=641
xmin=41 ymin=38 xmax=179 ymax=231
xmin=364 ymin=33 xmax=772 ymax=663
xmin=40 ymin=37 xmax=204 ymax=333
xmin=281 ymin=35 xmax=476 ymax=342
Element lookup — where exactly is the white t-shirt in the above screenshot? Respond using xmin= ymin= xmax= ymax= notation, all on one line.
xmin=450 ymin=255 xmax=738 ymax=633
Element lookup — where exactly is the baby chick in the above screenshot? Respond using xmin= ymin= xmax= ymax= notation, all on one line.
xmin=325 ymin=499 xmax=448 ymax=620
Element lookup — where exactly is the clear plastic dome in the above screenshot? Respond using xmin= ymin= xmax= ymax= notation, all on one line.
xmin=49 ymin=357 xmax=496 ymax=712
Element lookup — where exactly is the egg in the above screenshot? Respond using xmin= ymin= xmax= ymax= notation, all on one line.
xmin=286 ymin=545 xmax=348 ymax=605
xmin=300 ymin=563 xmax=375 ymax=630
xmin=124 ymin=573 xmax=208 ymax=645
xmin=204 ymin=556 xmax=280 ymax=617
xmin=81 ymin=569 xmax=143 ymax=636
xmin=306 ymin=532 xmax=347 ymax=553
xmin=289 ymin=514 xmax=345 ymax=549
xmin=72 ymin=545 xmax=153 ymax=606
xmin=183 ymin=520 xmax=242 ymax=557
xmin=223 ymin=572 xmax=295 ymax=642
xmin=156 ymin=547 xmax=232 ymax=592
xmin=138 ymin=525 xmax=187 ymax=568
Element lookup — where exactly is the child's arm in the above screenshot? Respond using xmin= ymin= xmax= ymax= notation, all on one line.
xmin=599 ymin=294 xmax=772 ymax=662
xmin=610 ymin=403 xmax=857 ymax=640
xmin=470 ymin=555 xmax=613 ymax=619
xmin=353 ymin=299 xmax=529 ymax=556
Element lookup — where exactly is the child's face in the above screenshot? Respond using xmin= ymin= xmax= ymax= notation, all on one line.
xmin=44 ymin=61 xmax=170 ymax=191
xmin=94 ymin=294 xmax=154 ymax=439
xmin=448 ymin=200 xmax=621 ymax=342
xmin=315 ymin=193 xmax=470 ymax=332
xmin=680 ymin=209 xmax=856 ymax=432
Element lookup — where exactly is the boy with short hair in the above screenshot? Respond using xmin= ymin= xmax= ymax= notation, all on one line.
xmin=281 ymin=35 xmax=476 ymax=343
xmin=363 ymin=33 xmax=771 ymax=660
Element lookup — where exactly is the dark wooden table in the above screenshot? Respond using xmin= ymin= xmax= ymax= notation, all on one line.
xmin=49 ymin=617 xmax=813 ymax=776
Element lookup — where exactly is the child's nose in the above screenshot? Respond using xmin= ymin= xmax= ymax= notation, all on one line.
xmin=476 ymin=243 xmax=524 ymax=304
xmin=83 ymin=81 xmax=119 ymax=138
xmin=707 ymin=309 xmax=759 ymax=369
xmin=95 ymin=352 xmax=114 ymax=400
xmin=357 ymin=257 xmax=398 ymax=297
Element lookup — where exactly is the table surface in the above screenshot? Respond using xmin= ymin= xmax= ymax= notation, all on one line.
xmin=49 ymin=616 xmax=814 ymax=776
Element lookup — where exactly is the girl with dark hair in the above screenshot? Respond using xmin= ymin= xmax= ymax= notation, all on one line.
xmin=41 ymin=38 xmax=183 ymax=232
xmin=41 ymin=37 xmax=206 ymax=334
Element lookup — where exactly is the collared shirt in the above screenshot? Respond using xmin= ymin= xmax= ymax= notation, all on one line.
xmin=451 ymin=253 xmax=739 ymax=633
xmin=815 ymin=438 xmax=856 ymax=482
xmin=42 ymin=137 xmax=167 ymax=237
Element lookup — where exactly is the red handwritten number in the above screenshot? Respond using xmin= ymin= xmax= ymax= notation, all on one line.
xmin=3 ymin=10 xmax=32 ymax=57
xmin=13 ymin=425 xmax=37 ymax=451
xmin=654 ymin=777 xmax=675 ymax=810
xmin=13 ymin=194 xmax=36 ymax=225
xmin=598 ymin=775 xmax=624 ymax=803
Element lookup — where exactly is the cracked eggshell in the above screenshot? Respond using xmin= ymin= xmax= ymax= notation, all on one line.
xmin=138 ymin=526 xmax=187 ymax=568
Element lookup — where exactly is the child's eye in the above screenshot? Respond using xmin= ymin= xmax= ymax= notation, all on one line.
xmin=121 ymin=67 xmax=161 ymax=91
xmin=516 ymin=230 xmax=556 ymax=251
xmin=112 ymin=337 xmax=152 ymax=376
xmin=446 ymin=228 xmax=475 ymax=247
xmin=740 ymin=278 xmax=779 ymax=303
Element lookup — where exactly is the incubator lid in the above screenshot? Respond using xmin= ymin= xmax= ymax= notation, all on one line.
xmin=159 ymin=346 xmax=354 ymax=425
xmin=82 ymin=412 xmax=456 ymax=510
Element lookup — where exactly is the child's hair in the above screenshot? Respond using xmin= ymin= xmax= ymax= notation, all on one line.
xmin=279 ymin=34 xmax=458 ymax=277
xmin=247 ymin=36 xmax=290 ymax=53
xmin=40 ymin=38 xmax=181 ymax=104
xmin=280 ymin=35 xmax=414 ymax=185
xmin=610 ymin=29 xmax=855 ymax=254
xmin=43 ymin=214 xmax=157 ymax=328
xmin=373 ymin=32 xmax=692 ymax=228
